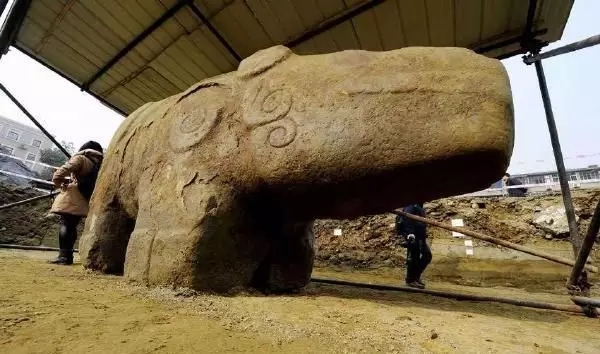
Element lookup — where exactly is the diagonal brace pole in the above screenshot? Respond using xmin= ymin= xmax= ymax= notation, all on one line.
xmin=531 ymin=60 xmax=581 ymax=256
xmin=0 ymin=83 xmax=70 ymax=158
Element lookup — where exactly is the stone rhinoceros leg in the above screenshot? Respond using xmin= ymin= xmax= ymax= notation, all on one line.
xmin=79 ymin=193 xmax=135 ymax=274
xmin=251 ymin=221 xmax=315 ymax=293
xmin=124 ymin=169 xmax=271 ymax=292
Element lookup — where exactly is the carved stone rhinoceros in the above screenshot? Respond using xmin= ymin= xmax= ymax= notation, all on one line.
xmin=79 ymin=45 xmax=514 ymax=292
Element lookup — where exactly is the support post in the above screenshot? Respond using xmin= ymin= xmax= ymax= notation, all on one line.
xmin=567 ymin=199 xmax=600 ymax=288
xmin=0 ymin=83 xmax=71 ymax=158
xmin=532 ymin=60 xmax=581 ymax=256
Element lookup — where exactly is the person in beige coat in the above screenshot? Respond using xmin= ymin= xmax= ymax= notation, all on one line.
xmin=49 ymin=141 xmax=103 ymax=265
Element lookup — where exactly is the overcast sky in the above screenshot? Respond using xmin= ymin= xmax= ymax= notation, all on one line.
xmin=0 ymin=1 xmax=598 ymax=174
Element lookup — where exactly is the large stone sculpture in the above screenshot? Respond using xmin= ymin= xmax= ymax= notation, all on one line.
xmin=79 ymin=45 xmax=514 ymax=292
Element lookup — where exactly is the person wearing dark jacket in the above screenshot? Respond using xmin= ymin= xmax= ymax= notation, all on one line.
xmin=395 ymin=203 xmax=432 ymax=289
xmin=48 ymin=141 xmax=103 ymax=265
xmin=502 ymin=173 xmax=527 ymax=197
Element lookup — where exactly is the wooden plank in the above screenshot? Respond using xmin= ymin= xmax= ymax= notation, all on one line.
xmin=114 ymin=0 xmax=178 ymax=58
xmin=29 ymin=0 xmax=59 ymax=28
xmin=68 ymin=2 xmax=131 ymax=59
xmin=229 ymin=1 xmax=273 ymax=56
xmin=425 ymin=0 xmax=453 ymax=47
xmin=290 ymin=0 xmax=323 ymax=29
xmin=41 ymin=37 xmax=101 ymax=82
xmin=351 ymin=9 xmax=383 ymax=51
xmin=37 ymin=0 xmax=63 ymax=14
xmin=315 ymin=0 xmax=346 ymax=18
xmin=313 ymin=0 xmax=353 ymax=50
xmin=244 ymin=0 xmax=287 ymax=43
xmin=196 ymin=0 xmax=230 ymax=16
xmin=397 ymin=0 xmax=429 ymax=46
xmin=106 ymin=86 xmax=145 ymax=112
xmin=178 ymin=35 xmax=222 ymax=77
xmin=211 ymin=3 xmax=254 ymax=58
xmin=481 ymin=0 xmax=511 ymax=40
xmin=507 ymin=0 xmax=529 ymax=32
xmin=150 ymin=50 xmax=197 ymax=90
xmin=188 ymin=27 xmax=237 ymax=72
xmin=269 ymin=0 xmax=307 ymax=41
xmin=539 ymin=0 xmax=573 ymax=41
xmin=156 ymin=44 xmax=205 ymax=86
xmin=166 ymin=39 xmax=210 ymax=80
xmin=292 ymin=39 xmax=317 ymax=55
xmin=454 ymin=0 xmax=483 ymax=47
xmin=374 ymin=0 xmax=406 ymax=50
xmin=137 ymin=0 xmax=188 ymax=46
xmin=139 ymin=67 xmax=182 ymax=98
xmin=17 ymin=19 xmax=48 ymax=53
xmin=78 ymin=0 xmax=154 ymax=59
xmin=328 ymin=21 xmax=360 ymax=50
xmin=311 ymin=32 xmax=341 ymax=53
xmin=158 ymin=0 xmax=200 ymax=32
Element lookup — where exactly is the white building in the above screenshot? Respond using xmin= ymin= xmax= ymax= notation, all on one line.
xmin=0 ymin=115 xmax=54 ymax=163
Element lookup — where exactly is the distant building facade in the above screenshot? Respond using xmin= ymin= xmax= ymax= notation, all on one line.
xmin=507 ymin=166 xmax=600 ymax=186
xmin=0 ymin=115 xmax=53 ymax=163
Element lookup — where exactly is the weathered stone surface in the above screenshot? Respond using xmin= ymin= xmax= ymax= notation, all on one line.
xmin=79 ymin=45 xmax=514 ymax=292
xmin=533 ymin=205 xmax=579 ymax=238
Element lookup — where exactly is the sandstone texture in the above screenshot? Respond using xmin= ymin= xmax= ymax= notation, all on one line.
xmin=79 ymin=45 xmax=514 ymax=292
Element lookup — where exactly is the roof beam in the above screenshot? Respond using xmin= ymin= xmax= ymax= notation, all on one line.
xmin=521 ymin=0 xmax=547 ymax=52
xmin=187 ymin=2 xmax=241 ymax=62
xmin=13 ymin=44 xmax=127 ymax=116
xmin=0 ymin=0 xmax=32 ymax=56
xmin=474 ymin=29 xmax=547 ymax=54
xmin=81 ymin=0 xmax=192 ymax=90
xmin=286 ymin=0 xmax=385 ymax=48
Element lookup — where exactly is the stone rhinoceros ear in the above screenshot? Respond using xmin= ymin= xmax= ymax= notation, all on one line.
xmin=237 ymin=45 xmax=292 ymax=79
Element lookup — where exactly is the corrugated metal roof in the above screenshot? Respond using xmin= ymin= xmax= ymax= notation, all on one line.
xmin=0 ymin=0 xmax=574 ymax=115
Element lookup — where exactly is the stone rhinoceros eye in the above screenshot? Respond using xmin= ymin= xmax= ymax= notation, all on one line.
xmin=179 ymin=109 xmax=208 ymax=134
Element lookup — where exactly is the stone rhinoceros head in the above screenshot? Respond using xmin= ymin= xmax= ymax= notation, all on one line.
xmin=162 ymin=45 xmax=513 ymax=220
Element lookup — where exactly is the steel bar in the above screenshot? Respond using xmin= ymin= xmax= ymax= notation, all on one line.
xmin=311 ymin=277 xmax=591 ymax=315
xmin=524 ymin=34 xmax=600 ymax=64
xmin=567 ymin=199 xmax=600 ymax=287
xmin=571 ymin=296 xmax=600 ymax=308
xmin=533 ymin=60 xmax=582 ymax=256
xmin=286 ymin=0 xmax=385 ymax=48
xmin=0 ymin=191 xmax=58 ymax=210
xmin=187 ymin=2 xmax=241 ymax=62
xmin=0 ymin=0 xmax=31 ymax=56
xmin=0 ymin=244 xmax=78 ymax=252
xmin=0 ymin=83 xmax=71 ymax=158
xmin=523 ymin=0 xmax=537 ymax=39
xmin=393 ymin=210 xmax=598 ymax=273
xmin=0 ymin=0 xmax=9 ymax=18
xmin=82 ymin=0 xmax=191 ymax=90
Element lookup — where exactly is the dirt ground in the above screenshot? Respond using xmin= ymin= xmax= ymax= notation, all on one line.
xmin=1 ymin=250 xmax=599 ymax=354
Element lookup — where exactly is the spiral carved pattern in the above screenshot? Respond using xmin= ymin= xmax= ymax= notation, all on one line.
xmin=267 ymin=118 xmax=297 ymax=148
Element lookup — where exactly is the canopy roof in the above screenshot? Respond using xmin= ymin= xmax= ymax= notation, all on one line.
xmin=0 ymin=0 xmax=574 ymax=116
